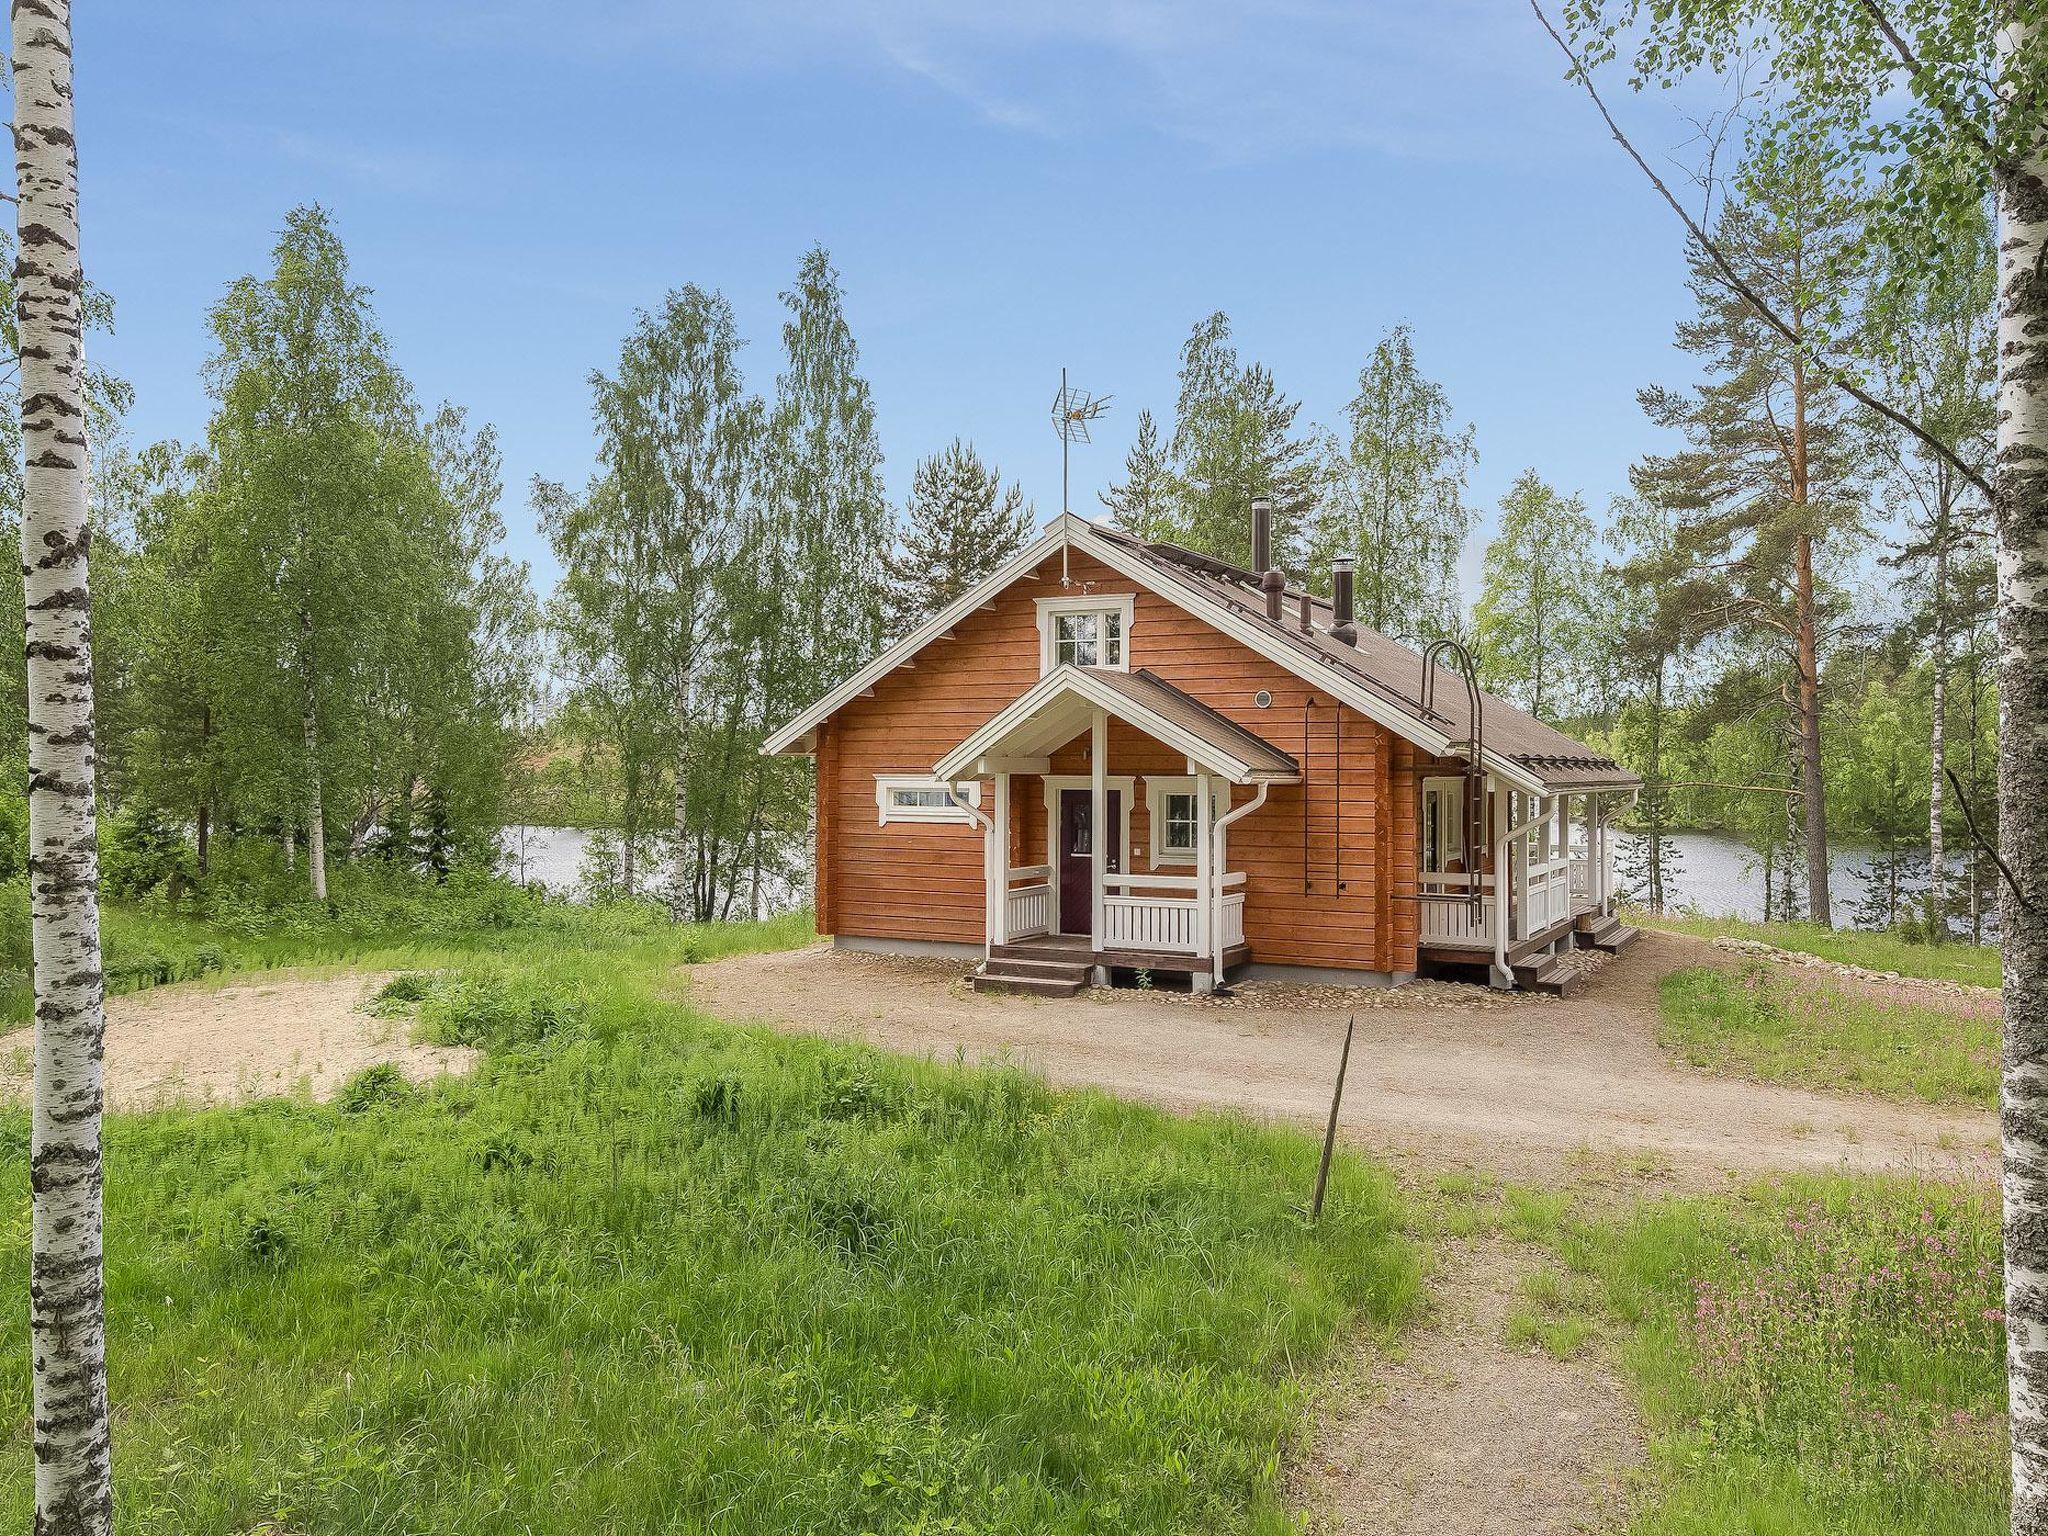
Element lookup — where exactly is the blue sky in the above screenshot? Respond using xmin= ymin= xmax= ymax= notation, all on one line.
xmin=77 ymin=1 xmax=1704 ymax=595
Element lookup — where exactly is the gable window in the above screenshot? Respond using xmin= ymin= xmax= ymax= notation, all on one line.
xmin=1037 ymin=594 xmax=1135 ymax=674
xmin=875 ymin=775 xmax=981 ymax=825
xmin=1421 ymin=778 xmax=1465 ymax=875
xmin=1146 ymin=777 xmax=1224 ymax=865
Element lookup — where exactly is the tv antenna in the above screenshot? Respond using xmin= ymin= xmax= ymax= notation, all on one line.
xmin=1051 ymin=367 xmax=1111 ymax=518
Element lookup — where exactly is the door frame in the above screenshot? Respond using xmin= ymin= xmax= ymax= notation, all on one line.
xmin=1043 ymin=775 xmax=1134 ymax=936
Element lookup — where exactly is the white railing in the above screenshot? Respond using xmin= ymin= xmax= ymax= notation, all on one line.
xmin=1568 ymin=848 xmax=1591 ymax=905
xmin=1104 ymin=895 xmax=1200 ymax=952
xmin=1219 ymin=892 xmax=1246 ymax=950
xmin=1006 ymin=881 xmax=1052 ymax=940
xmin=1096 ymin=871 xmax=1246 ymax=956
xmin=1420 ymin=872 xmax=1496 ymax=949
xmin=1522 ymin=860 xmax=1574 ymax=936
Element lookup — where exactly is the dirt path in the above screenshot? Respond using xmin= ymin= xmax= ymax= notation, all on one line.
xmin=0 ymin=970 xmax=476 ymax=1110
xmin=1294 ymin=1235 xmax=1641 ymax=1534
xmin=689 ymin=930 xmax=1995 ymax=1185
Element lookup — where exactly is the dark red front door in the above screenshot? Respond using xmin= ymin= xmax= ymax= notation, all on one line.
xmin=1058 ymin=789 xmax=1121 ymax=935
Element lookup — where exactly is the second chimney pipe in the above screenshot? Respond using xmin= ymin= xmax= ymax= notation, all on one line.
xmin=1331 ymin=556 xmax=1357 ymax=645
xmin=1250 ymin=497 xmax=1272 ymax=575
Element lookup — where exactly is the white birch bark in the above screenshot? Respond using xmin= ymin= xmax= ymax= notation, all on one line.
xmin=669 ymin=666 xmax=690 ymax=922
xmin=1997 ymin=12 xmax=2048 ymax=1528
xmin=302 ymin=700 xmax=327 ymax=901
xmin=13 ymin=2 xmax=114 ymax=1528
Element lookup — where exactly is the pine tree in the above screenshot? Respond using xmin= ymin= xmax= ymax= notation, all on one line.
xmin=1471 ymin=470 xmax=1602 ymax=722
xmin=1099 ymin=408 xmax=1173 ymax=542
xmin=1630 ymin=148 xmax=1867 ymax=927
xmin=1309 ymin=325 xmax=1477 ymax=643
xmin=1102 ymin=312 xmax=1315 ymax=568
xmin=883 ymin=438 xmax=1032 ymax=637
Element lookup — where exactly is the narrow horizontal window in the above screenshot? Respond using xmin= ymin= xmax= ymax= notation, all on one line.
xmin=875 ymin=775 xmax=981 ymax=825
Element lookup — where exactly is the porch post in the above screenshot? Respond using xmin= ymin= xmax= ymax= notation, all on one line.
xmin=992 ymin=771 xmax=1012 ymax=946
xmin=1490 ymin=778 xmax=1512 ymax=988
xmin=1090 ymin=709 xmax=1107 ymax=961
xmin=1194 ymin=769 xmax=1215 ymax=994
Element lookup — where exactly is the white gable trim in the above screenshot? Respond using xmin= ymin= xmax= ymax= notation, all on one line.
xmin=932 ymin=664 xmax=1298 ymax=786
xmin=760 ymin=522 xmax=1069 ymax=756
xmin=764 ymin=512 xmax=1549 ymax=794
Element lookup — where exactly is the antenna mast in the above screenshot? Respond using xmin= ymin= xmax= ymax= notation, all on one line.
xmin=1051 ymin=367 xmax=1111 ymax=519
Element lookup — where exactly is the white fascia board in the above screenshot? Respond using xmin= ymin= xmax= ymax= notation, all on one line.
xmin=1064 ymin=523 xmax=1458 ymax=758
xmin=933 ymin=664 xmax=1264 ymax=786
xmin=760 ymin=522 xmax=1069 ymax=756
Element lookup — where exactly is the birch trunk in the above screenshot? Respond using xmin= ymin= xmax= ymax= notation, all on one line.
xmin=13 ymin=2 xmax=115 ymax=1528
xmin=1997 ymin=13 xmax=2048 ymax=1526
xmin=1929 ymin=532 xmax=1949 ymax=940
xmin=669 ymin=667 xmax=690 ymax=922
xmin=302 ymin=700 xmax=327 ymax=901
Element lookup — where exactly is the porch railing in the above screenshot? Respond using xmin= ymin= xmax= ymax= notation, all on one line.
xmin=1420 ymin=872 xmax=1496 ymax=949
xmin=1100 ymin=872 xmax=1244 ymax=956
xmin=999 ymin=872 xmax=1048 ymax=946
xmin=1522 ymin=858 xmax=1574 ymax=936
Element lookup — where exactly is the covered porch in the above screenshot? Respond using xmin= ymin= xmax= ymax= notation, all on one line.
xmin=934 ymin=665 xmax=1299 ymax=994
xmin=1416 ymin=774 xmax=1635 ymax=987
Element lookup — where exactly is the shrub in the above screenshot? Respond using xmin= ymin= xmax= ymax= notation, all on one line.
xmin=336 ymin=1062 xmax=414 ymax=1114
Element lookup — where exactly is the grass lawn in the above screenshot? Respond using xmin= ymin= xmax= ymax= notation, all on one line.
xmin=1434 ymin=1172 xmax=2006 ymax=1535
xmin=1657 ymin=964 xmax=1999 ymax=1108
xmin=0 ymin=879 xmax=1422 ymax=1533
xmin=1629 ymin=910 xmax=2001 ymax=989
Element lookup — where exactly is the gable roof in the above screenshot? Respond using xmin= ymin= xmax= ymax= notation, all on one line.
xmin=933 ymin=665 xmax=1301 ymax=786
xmin=763 ymin=513 xmax=1639 ymax=795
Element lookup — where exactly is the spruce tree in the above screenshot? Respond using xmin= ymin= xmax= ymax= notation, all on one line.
xmin=883 ymin=438 xmax=1032 ymax=637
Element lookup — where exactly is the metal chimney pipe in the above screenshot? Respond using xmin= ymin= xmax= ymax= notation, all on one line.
xmin=1250 ymin=497 xmax=1273 ymax=576
xmin=1330 ymin=556 xmax=1357 ymax=645
xmin=1298 ymin=593 xmax=1313 ymax=633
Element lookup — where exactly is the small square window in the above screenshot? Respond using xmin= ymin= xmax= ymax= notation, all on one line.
xmin=1055 ymin=612 xmax=1099 ymax=667
xmin=1039 ymin=597 xmax=1132 ymax=673
xmin=1162 ymin=792 xmax=1199 ymax=854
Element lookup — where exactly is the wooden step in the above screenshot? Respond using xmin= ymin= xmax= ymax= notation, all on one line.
xmin=980 ymin=956 xmax=1092 ymax=983
xmin=1511 ymin=952 xmax=1583 ymax=998
xmin=1588 ymin=922 xmax=1638 ymax=955
xmin=969 ymin=970 xmax=1086 ymax=999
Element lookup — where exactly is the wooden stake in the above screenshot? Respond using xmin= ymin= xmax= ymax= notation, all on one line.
xmin=1310 ymin=1014 xmax=1356 ymax=1222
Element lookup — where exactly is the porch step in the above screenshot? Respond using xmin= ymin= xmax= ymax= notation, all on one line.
xmin=1511 ymin=950 xmax=1583 ymax=998
xmin=970 ymin=952 xmax=1091 ymax=998
xmin=1575 ymin=914 xmax=1639 ymax=954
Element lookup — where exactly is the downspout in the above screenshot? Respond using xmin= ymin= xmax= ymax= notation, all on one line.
xmin=952 ymin=782 xmax=996 ymax=963
xmin=1212 ymin=781 xmax=1270 ymax=988
xmin=1492 ymin=794 xmax=1553 ymax=989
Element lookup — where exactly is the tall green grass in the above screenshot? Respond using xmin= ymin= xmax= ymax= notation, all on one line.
xmin=1558 ymin=1176 xmax=2005 ymax=1535
xmin=1630 ymin=910 xmax=2000 ymax=989
xmin=0 ymin=887 xmax=1421 ymax=1532
xmin=1659 ymin=964 xmax=1998 ymax=1107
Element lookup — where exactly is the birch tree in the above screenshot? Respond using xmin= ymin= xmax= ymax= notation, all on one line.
xmin=1553 ymin=0 xmax=2048 ymax=1519
xmin=1309 ymin=325 xmax=1477 ymax=642
xmin=13 ymin=1 xmax=114 ymax=1527
xmin=1471 ymin=469 xmax=1602 ymax=721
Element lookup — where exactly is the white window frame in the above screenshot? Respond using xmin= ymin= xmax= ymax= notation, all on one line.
xmin=1421 ymin=777 xmax=1465 ymax=875
xmin=875 ymin=774 xmax=982 ymax=826
xmin=1036 ymin=593 xmax=1135 ymax=675
xmin=1144 ymin=776 xmax=1226 ymax=866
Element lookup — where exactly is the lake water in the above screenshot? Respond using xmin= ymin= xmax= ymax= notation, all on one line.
xmin=1614 ymin=829 xmax=1988 ymax=932
xmin=499 ymin=824 xmax=1979 ymax=933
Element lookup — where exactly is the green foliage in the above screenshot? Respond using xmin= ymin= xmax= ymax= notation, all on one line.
xmin=100 ymin=802 xmax=195 ymax=899
xmin=1636 ymin=910 xmax=2001 ymax=988
xmin=1307 ymin=324 xmax=1476 ymax=641
xmin=1564 ymin=1177 xmax=2005 ymax=1535
xmin=1657 ymin=962 xmax=1996 ymax=1105
xmin=1102 ymin=311 xmax=1318 ymax=571
xmin=1472 ymin=469 xmax=1605 ymax=722
xmin=882 ymin=437 xmax=1033 ymax=638
xmin=0 ymin=905 xmax=1421 ymax=1533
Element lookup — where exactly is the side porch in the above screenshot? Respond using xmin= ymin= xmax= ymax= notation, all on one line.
xmin=1415 ymin=776 xmax=1638 ymax=991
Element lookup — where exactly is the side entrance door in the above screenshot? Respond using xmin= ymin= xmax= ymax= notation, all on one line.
xmin=1057 ymin=788 xmax=1121 ymax=935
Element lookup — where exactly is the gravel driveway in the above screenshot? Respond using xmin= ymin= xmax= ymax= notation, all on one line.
xmin=689 ymin=929 xmax=1995 ymax=1183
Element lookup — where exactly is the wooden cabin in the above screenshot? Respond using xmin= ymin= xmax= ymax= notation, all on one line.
xmin=764 ymin=506 xmax=1641 ymax=997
